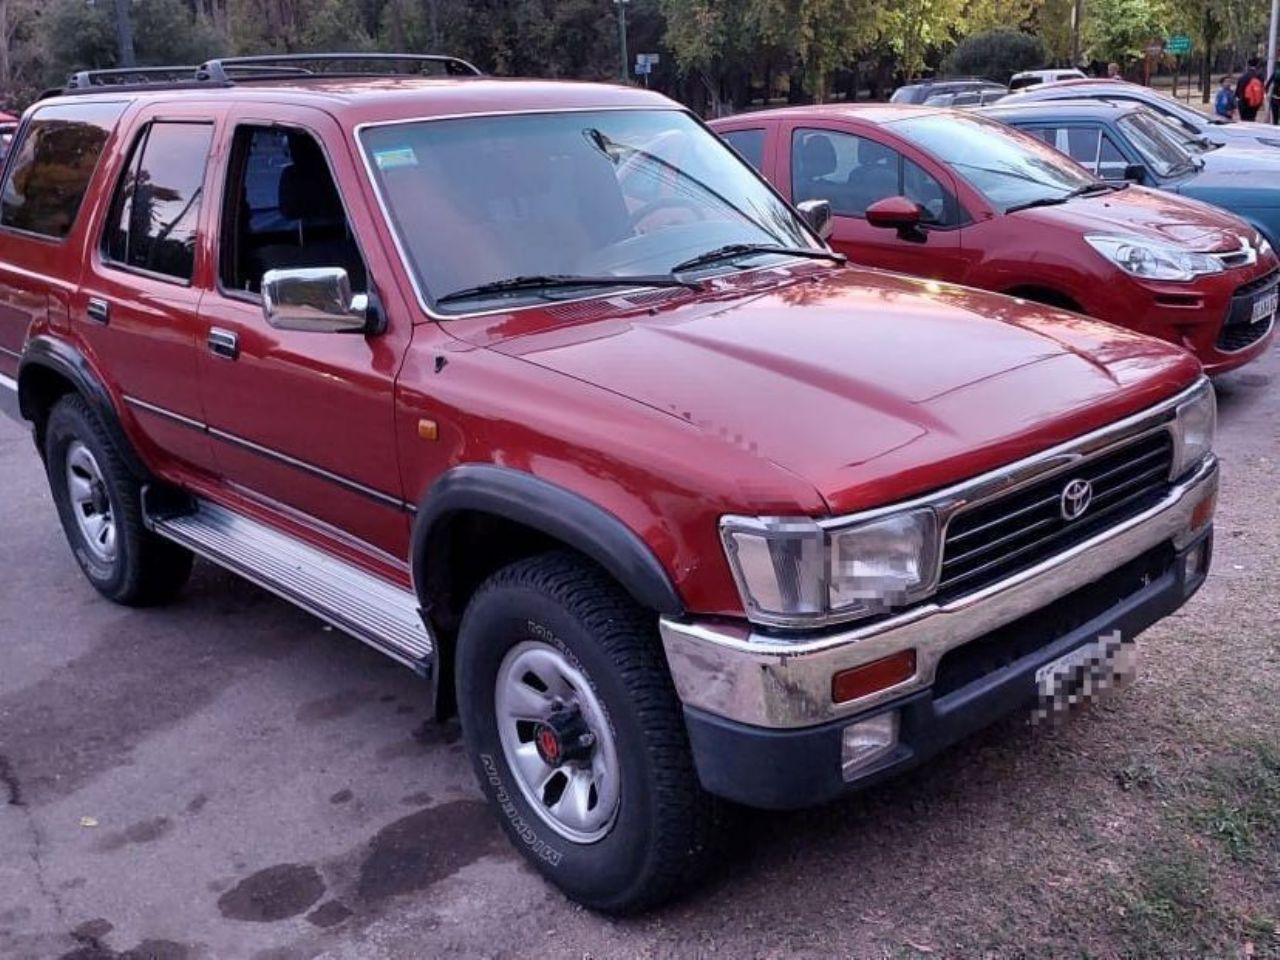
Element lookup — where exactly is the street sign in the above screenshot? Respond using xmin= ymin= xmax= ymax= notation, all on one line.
xmin=635 ymin=62 xmax=651 ymax=75
xmin=1166 ymin=35 xmax=1191 ymax=54
xmin=636 ymin=52 xmax=660 ymax=66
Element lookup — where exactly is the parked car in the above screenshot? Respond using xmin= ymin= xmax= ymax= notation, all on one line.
xmin=712 ymin=104 xmax=1277 ymax=373
xmin=923 ymin=88 xmax=1007 ymax=107
xmin=1 ymin=56 xmax=1219 ymax=913
xmin=984 ymin=99 xmax=1280 ymax=250
xmin=890 ymin=77 xmax=1006 ymax=104
xmin=1001 ymin=79 xmax=1280 ymax=151
xmin=1009 ymin=68 xmax=1087 ymax=90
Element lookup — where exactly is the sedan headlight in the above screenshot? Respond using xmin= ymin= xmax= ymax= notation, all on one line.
xmin=1171 ymin=380 xmax=1216 ymax=478
xmin=1085 ymin=234 xmax=1224 ymax=281
xmin=720 ymin=509 xmax=939 ymax=627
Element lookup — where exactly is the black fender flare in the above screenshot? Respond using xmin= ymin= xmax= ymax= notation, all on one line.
xmin=18 ymin=336 xmax=149 ymax=479
xmin=411 ymin=464 xmax=686 ymax=619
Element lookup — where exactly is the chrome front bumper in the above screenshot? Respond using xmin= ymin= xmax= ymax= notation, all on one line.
xmin=660 ymin=454 xmax=1218 ymax=730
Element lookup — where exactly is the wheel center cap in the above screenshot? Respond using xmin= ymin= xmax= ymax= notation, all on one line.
xmin=534 ymin=706 xmax=595 ymax=767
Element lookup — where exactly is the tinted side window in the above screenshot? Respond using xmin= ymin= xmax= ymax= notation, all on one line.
xmin=103 ymin=122 xmax=213 ymax=282
xmin=1 ymin=102 xmax=125 ymax=239
xmin=721 ymin=128 xmax=766 ymax=172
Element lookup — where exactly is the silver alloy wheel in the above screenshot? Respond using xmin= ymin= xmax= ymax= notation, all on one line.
xmin=495 ymin=640 xmax=621 ymax=843
xmin=65 ymin=440 xmax=117 ymax=564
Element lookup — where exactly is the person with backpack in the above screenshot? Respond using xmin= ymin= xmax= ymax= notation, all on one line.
xmin=1215 ymin=75 xmax=1238 ymax=120
xmin=1268 ymin=63 xmax=1280 ymax=123
xmin=1237 ymin=60 xmax=1265 ymax=121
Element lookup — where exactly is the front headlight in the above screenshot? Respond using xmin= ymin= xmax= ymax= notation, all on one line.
xmin=1171 ymin=380 xmax=1216 ymax=477
xmin=1085 ymin=234 xmax=1224 ymax=281
xmin=720 ymin=509 xmax=939 ymax=627
xmin=1257 ymin=234 xmax=1274 ymax=259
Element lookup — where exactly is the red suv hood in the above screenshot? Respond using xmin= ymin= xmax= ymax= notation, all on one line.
xmin=474 ymin=269 xmax=1200 ymax=514
xmin=1017 ymin=185 xmax=1254 ymax=252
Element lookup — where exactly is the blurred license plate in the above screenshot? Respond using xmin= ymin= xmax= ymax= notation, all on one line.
xmin=1251 ymin=289 xmax=1278 ymax=324
xmin=1032 ymin=630 xmax=1137 ymax=724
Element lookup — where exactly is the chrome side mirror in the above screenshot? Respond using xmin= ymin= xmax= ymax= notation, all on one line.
xmin=796 ymin=199 xmax=834 ymax=242
xmin=261 ymin=267 xmax=369 ymax=334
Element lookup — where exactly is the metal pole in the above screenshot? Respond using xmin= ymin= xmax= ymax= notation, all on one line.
xmin=1267 ymin=0 xmax=1279 ymax=118
xmin=1071 ymin=0 xmax=1083 ymax=66
xmin=616 ymin=0 xmax=630 ymax=83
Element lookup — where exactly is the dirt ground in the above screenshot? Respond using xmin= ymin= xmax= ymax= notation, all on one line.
xmin=0 ymin=347 xmax=1277 ymax=960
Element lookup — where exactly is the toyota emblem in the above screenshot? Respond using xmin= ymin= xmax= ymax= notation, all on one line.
xmin=1060 ymin=478 xmax=1093 ymax=521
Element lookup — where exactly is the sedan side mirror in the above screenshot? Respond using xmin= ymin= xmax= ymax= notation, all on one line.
xmin=865 ymin=195 xmax=926 ymax=242
xmin=796 ymin=199 xmax=834 ymax=241
xmin=1123 ymin=163 xmax=1145 ymax=183
xmin=262 ymin=267 xmax=373 ymax=334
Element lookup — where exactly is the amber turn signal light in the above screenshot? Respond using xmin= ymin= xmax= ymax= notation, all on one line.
xmin=832 ymin=649 xmax=917 ymax=704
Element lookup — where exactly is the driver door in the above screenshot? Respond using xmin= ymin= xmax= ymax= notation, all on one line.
xmin=779 ymin=121 xmax=969 ymax=282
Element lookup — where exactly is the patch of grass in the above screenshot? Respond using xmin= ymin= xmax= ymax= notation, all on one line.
xmin=1115 ymin=759 xmax=1164 ymax=795
xmin=1124 ymin=843 xmax=1214 ymax=947
xmin=1193 ymin=740 xmax=1280 ymax=862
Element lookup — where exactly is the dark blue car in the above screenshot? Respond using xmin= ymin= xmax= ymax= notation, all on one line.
xmin=981 ymin=99 xmax=1280 ymax=247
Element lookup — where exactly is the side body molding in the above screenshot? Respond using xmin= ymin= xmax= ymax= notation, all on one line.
xmin=18 ymin=335 xmax=149 ymax=478
xmin=412 ymin=464 xmax=686 ymax=618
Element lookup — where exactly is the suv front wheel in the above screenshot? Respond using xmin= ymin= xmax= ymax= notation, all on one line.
xmin=455 ymin=551 xmax=721 ymax=913
xmin=44 ymin=394 xmax=193 ymax=605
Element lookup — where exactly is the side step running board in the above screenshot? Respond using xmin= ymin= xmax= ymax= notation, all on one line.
xmin=146 ymin=498 xmax=432 ymax=672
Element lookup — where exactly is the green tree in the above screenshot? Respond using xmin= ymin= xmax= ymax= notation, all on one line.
xmin=945 ymin=26 xmax=1046 ymax=80
xmin=1084 ymin=0 xmax=1171 ymax=64
xmin=749 ymin=0 xmax=885 ymax=102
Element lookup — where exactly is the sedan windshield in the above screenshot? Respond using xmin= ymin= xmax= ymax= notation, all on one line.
xmin=1117 ymin=110 xmax=1198 ymax=177
xmin=360 ymin=109 xmax=815 ymax=312
xmin=891 ymin=112 xmax=1099 ymax=213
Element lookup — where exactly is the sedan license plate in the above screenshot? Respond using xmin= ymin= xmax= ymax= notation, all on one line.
xmin=1032 ymin=630 xmax=1137 ymax=725
xmin=1251 ymin=288 xmax=1278 ymax=324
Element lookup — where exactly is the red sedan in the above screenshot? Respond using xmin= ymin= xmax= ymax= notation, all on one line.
xmin=711 ymin=105 xmax=1277 ymax=374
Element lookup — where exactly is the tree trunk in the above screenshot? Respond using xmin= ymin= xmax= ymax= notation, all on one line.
xmin=114 ymin=0 xmax=135 ymax=67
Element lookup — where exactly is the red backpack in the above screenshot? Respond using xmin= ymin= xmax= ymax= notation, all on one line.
xmin=1245 ymin=75 xmax=1265 ymax=108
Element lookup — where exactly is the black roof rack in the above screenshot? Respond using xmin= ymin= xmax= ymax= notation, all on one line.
xmin=57 ymin=52 xmax=481 ymax=96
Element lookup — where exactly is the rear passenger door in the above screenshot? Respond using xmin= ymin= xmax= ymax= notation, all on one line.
xmin=781 ymin=122 xmax=968 ymax=281
xmin=196 ymin=107 xmax=413 ymax=559
xmin=75 ymin=106 xmax=218 ymax=473
xmin=1020 ymin=124 xmax=1132 ymax=182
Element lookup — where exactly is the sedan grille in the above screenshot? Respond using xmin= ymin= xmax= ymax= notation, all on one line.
xmin=937 ymin=431 xmax=1174 ymax=599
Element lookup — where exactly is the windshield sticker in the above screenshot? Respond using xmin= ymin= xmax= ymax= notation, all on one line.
xmin=374 ymin=147 xmax=418 ymax=170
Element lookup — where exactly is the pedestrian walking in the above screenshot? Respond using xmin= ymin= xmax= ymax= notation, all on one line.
xmin=1237 ymin=60 xmax=1265 ymax=121
xmin=1215 ymin=75 xmax=1238 ymax=120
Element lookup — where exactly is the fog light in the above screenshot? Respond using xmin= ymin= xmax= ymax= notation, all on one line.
xmin=1182 ymin=540 xmax=1210 ymax=582
xmin=841 ymin=712 xmax=899 ymax=780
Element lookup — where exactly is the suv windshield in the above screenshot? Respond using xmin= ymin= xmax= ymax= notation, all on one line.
xmin=1117 ymin=110 xmax=1197 ymax=177
xmin=892 ymin=112 xmax=1099 ymax=212
xmin=360 ymin=109 xmax=816 ymax=312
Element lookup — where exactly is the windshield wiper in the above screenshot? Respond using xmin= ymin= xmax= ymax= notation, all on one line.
xmin=671 ymin=243 xmax=845 ymax=275
xmin=1005 ymin=183 xmax=1110 ymax=213
xmin=436 ymin=273 xmax=699 ymax=306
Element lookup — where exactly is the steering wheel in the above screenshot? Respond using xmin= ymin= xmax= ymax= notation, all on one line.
xmin=628 ymin=196 xmax=709 ymax=232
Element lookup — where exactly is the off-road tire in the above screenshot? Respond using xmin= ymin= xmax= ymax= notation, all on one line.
xmin=456 ymin=550 xmax=722 ymax=914
xmin=44 ymin=394 xmax=193 ymax=605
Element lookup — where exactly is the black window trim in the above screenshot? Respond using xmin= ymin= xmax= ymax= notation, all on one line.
xmin=789 ymin=126 xmax=970 ymax=232
xmin=213 ymin=119 xmax=373 ymax=309
xmin=99 ymin=118 xmax=216 ymax=289
xmin=0 ymin=102 xmax=127 ymax=246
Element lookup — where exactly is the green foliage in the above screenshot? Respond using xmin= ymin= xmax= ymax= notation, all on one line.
xmin=133 ymin=0 xmax=226 ymax=64
xmin=1084 ymin=0 xmax=1172 ymax=63
xmin=40 ymin=0 xmax=117 ymax=85
xmin=944 ymin=27 xmax=1046 ymax=81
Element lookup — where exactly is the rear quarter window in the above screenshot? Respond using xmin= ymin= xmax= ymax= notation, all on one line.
xmin=0 ymin=101 xmax=125 ymax=240
xmin=721 ymin=128 xmax=766 ymax=171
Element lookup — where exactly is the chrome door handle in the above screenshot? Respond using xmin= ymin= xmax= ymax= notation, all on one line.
xmin=87 ymin=298 xmax=110 ymax=325
xmin=207 ymin=327 xmax=239 ymax=360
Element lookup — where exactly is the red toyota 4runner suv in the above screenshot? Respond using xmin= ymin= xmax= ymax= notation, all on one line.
xmin=0 ymin=56 xmax=1219 ymax=913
